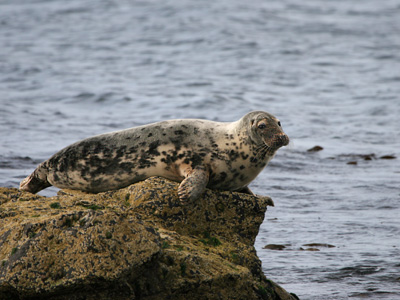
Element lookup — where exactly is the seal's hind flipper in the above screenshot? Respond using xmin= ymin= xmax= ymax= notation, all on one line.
xmin=178 ymin=166 xmax=209 ymax=204
xmin=19 ymin=168 xmax=51 ymax=194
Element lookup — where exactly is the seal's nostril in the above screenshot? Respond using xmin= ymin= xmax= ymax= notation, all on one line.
xmin=275 ymin=134 xmax=289 ymax=147
xmin=281 ymin=135 xmax=289 ymax=146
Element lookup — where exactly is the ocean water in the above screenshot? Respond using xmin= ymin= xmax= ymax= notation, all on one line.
xmin=1 ymin=0 xmax=399 ymax=299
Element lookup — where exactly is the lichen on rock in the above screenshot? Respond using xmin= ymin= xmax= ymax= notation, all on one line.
xmin=0 ymin=177 xmax=298 ymax=300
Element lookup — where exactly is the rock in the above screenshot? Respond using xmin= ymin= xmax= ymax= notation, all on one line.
xmin=0 ymin=177 xmax=299 ymax=300
xmin=299 ymin=248 xmax=320 ymax=252
xmin=263 ymin=244 xmax=287 ymax=251
xmin=302 ymin=243 xmax=335 ymax=248
xmin=380 ymin=155 xmax=396 ymax=159
xmin=307 ymin=145 xmax=323 ymax=152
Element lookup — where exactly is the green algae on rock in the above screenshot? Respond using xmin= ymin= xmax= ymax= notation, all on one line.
xmin=0 ymin=177 xmax=298 ymax=300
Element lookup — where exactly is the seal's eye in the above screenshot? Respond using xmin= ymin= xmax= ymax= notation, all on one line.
xmin=258 ymin=123 xmax=266 ymax=129
xmin=277 ymin=121 xmax=281 ymax=127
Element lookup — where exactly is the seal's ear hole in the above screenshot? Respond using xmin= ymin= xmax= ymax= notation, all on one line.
xmin=251 ymin=120 xmax=255 ymax=126
xmin=278 ymin=121 xmax=281 ymax=127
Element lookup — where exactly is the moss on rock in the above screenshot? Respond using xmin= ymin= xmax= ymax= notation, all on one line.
xmin=0 ymin=177 xmax=298 ymax=300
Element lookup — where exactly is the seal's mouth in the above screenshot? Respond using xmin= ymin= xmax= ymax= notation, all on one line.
xmin=266 ymin=134 xmax=290 ymax=150
xmin=253 ymin=134 xmax=289 ymax=159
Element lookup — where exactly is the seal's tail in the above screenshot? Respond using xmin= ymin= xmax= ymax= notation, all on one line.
xmin=19 ymin=167 xmax=51 ymax=194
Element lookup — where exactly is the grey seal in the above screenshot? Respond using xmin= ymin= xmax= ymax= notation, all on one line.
xmin=20 ymin=111 xmax=289 ymax=203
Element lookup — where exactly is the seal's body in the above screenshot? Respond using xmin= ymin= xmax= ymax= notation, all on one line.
xmin=20 ymin=111 xmax=289 ymax=202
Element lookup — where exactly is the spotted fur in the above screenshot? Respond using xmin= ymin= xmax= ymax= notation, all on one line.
xmin=20 ymin=111 xmax=289 ymax=202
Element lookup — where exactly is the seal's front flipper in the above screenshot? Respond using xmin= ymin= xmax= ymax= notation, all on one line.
xmin=178 ymin=166 xmax=209 ymax=204
xmin=236 ymin=186 xmax=274 ymax=207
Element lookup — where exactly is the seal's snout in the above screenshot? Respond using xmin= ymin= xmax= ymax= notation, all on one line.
xmin=273 ymin=133 xmax=289 ymax=148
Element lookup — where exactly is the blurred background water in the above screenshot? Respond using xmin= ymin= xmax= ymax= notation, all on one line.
xmin=1 ymin=0 xmax=399 ymax=299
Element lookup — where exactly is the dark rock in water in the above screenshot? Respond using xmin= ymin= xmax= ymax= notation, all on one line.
xmin=264 ymin=244 xmax=287 ymax=251
xmin=337 ymin=153 xmax=396 ymax=164
xmin=302 ymin=243 xmax=335 ymax=248
xmin=380 ymin=155 xmax=396 ymax=159
xmin=0 ymin=177 xmax=298 ymax=300
xmin=307 ymin=145 xmax=324 ymax=152
xmin=300 ymin=248 xmax=320 ymax=252
xmin=362 ymin=154 xmax=374 ymax=161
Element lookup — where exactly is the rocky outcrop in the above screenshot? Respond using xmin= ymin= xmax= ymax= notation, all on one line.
xmin=0 ymin=177 xmax=298 ymax=300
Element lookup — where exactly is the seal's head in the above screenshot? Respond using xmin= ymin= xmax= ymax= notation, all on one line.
xmin=242 ymin=111 xmax=289 ymax=153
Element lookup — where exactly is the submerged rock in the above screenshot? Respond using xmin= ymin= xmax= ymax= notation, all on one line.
xmin=0 ymin=177 xmax=298 ymax=300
